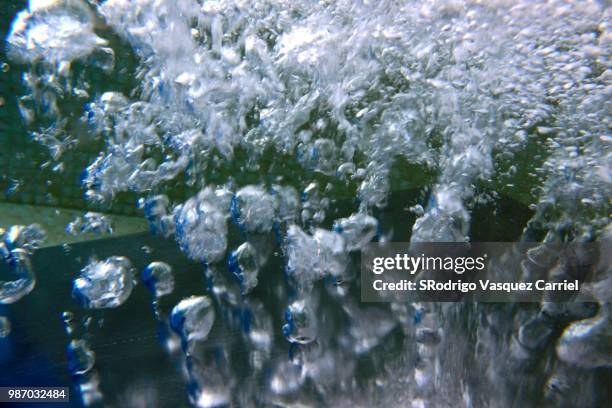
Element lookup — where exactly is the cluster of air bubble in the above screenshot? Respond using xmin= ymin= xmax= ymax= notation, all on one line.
xmin=66 ymin=255 xmax=138 ymax=405
xmin=5 ymin=0 xmax=611 ymax=406
xmin=8 ymin=1 xmax=107 ymax=65
xmin=8 ymin=0 xmax=607 ymax=239
xmin=172 ymin=186 xmax=232 ymax=262
xmin=8 ymin=0 xmax=607 ymax=241
xmin=62 ymin=312 xmax=104 ymax=406
xmin=285 ymin=225 xmax=348 ymax=290
xmin=67 ymin=212 xmax=114 ymax=235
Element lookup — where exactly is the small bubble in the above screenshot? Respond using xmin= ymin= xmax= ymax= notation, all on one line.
xmin=6 ymin=179 xmax=21 ymax=195
xmin=62 ymin=311 xmax=75 ymax=335
xmin=67 ymin=339 xmax=95 ymax=375
xmin=170 ymin=296 xmax=215 ymax=351
xmin=0 ymin=317 xmax=11 ymax=337
xmin=72 ymin=256 xmax=135 ymax=309
xmin=142 ymin=261 xmax=174 ymax=298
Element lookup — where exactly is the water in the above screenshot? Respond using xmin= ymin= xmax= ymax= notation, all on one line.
xmin=1 ymin=0 xmax=610 ymax=406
